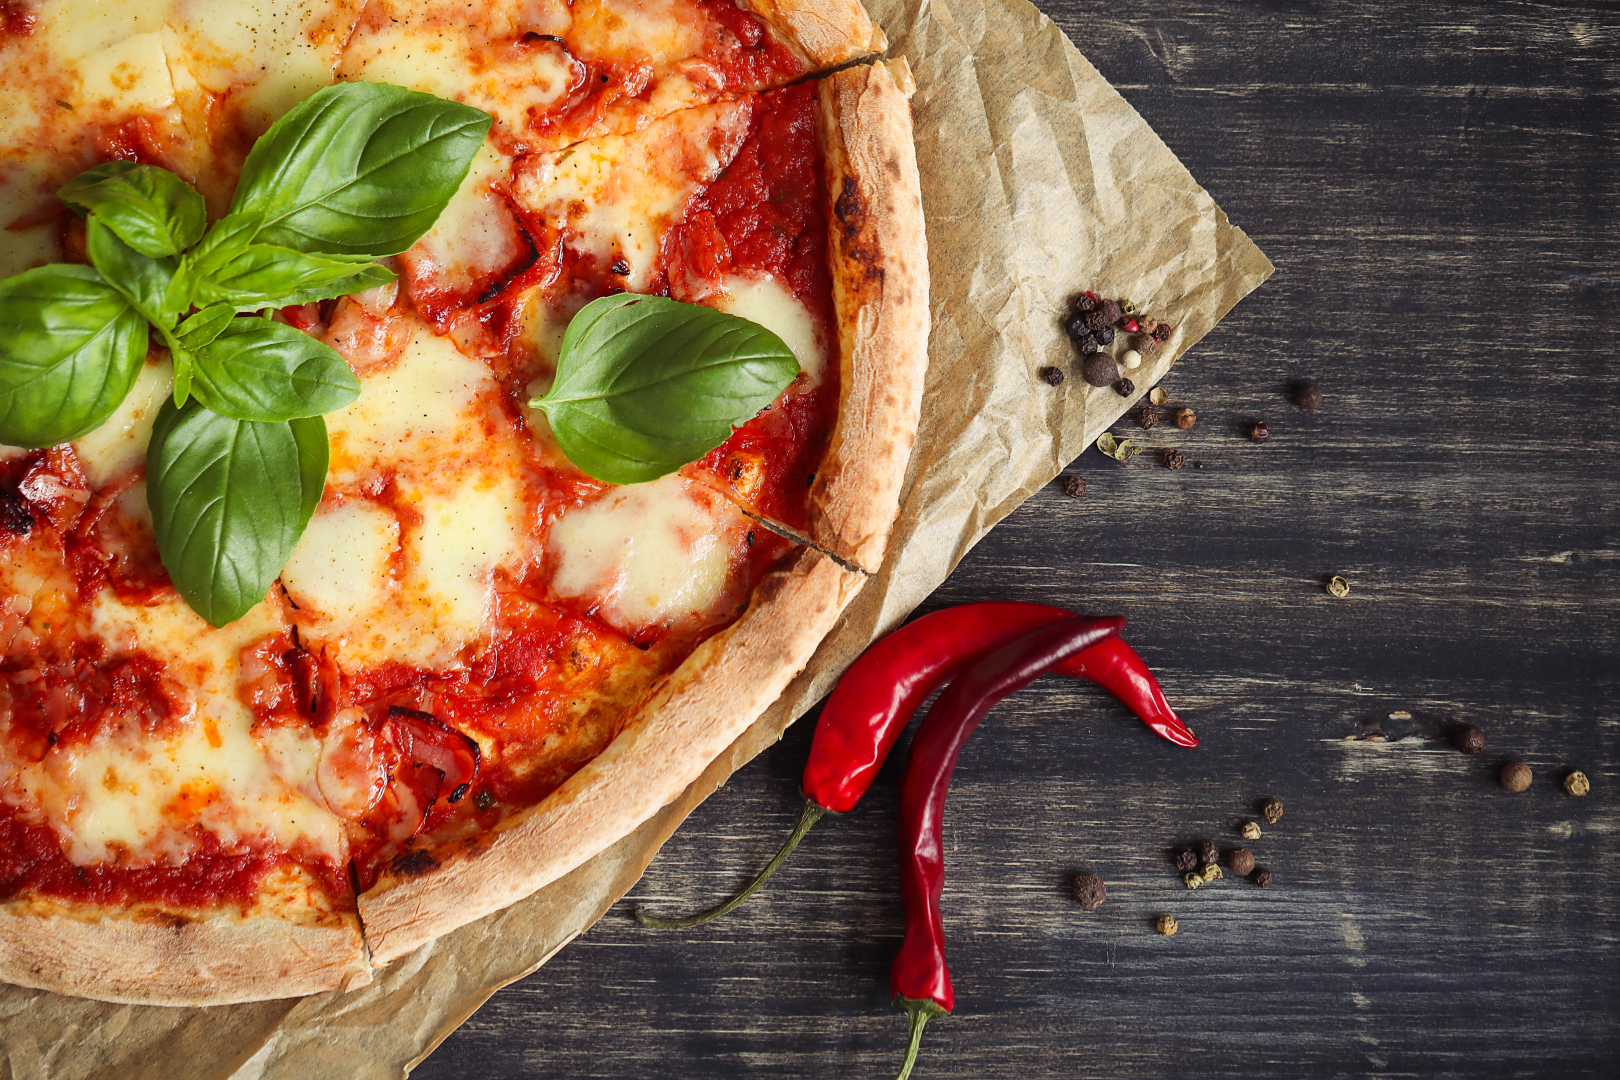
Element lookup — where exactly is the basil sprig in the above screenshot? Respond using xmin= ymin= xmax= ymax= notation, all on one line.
xmin=0 ymin=81 xmax=490 ymax=626
xmin=531 ymin=295 xmax=801 ymax=486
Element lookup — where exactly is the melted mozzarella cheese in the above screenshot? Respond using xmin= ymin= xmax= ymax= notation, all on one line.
xmin=718 ymin=274 xmax=825 ymax=385
xmin=547 ymin=474 xmax=745 ymax=635
xmin=509 ymin=99 xmax=753 ymax=291
xmin=71 ymin=358 xmax=174 ymax=489
xmin=403 ymin=139 xmax=527 ymax=306
xmin=281 ymin=498 xmax=399 ymax=630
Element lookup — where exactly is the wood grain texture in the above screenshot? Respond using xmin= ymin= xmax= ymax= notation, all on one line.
xmin=413 ymin=2 xmax=1619 ymax=1075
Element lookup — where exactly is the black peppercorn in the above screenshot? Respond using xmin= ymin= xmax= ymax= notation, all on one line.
xmin=1084 ymin=310 xmax=1108 ymax=336
xmin=1152 ymin=322 xmax=1174 ymax=343
xmin=1249 ymin=420 xmax=1270 ymax=442
xmin=1114 ymin=377 xmax=1135 ymax=397
xmin=1137 ymin=405 xmax=1158 ymax=429
xmin=1072 ymin=333 xmax=1099 ymax=357
xmin=1291 ymin=379 xmax=1322 ymax=410
xmin=1163 ymin=449 xmax=1185 ymax=470
xmin=1040 ymin=366 xmax=1065 ymax=386
xmin=1075 ymin=293 xmax=1099 ymax=314
xmin=1062 ymin=475 xmax=1087 ymax=498
xmin=1451 ymin=723 xmax=1486 ymax=755
xmin=1252 ymin=867 xmax=1273 ymax=888
xmin=1197 ymin=839 xmax=1218 ymax=866
xmin=1228 ymin=848 xmax=1255 ymax=876
xmin=1093 ymin=324 xmax=1115 ymax=347
xmin=1098 ymin=298 xmax=1122 ymax=326
xmin=1261 ymin=798 xmax=1284 ymax=823
xmin=1064 ymin=312 xmax=1091 ymax=341
xmin=1072 ymin=872 xmax=1107 ymax=910
xmin=1082 ymin=353 xmax=1118 ymax=387
xmin=1174 ymin=848 xmax=1198 ymax=872
xmin=473 ymin=789 xmax=496 ymax=811
xmin=1173 ymin=407 xmax=1196 ymax=430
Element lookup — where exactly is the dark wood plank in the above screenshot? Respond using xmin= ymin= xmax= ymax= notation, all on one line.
xmin=414 ymin=2 xmax=1620 ymax=1075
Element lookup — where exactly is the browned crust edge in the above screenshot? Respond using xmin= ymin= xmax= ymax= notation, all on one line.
xmin=357 ymin=548 xmax=865 ymax=964
xmin=0 ymin=903 xmax=369 ymax=1006
xmin=740 ymin=0 xmax=887 ymax=69
xmin=809 ymin=59 xmax=929 ymax=574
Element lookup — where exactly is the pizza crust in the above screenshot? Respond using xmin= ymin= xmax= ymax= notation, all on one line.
xmin=808 ymin=59 xmax=931 ymax=574
xmin=742 ymin=0 xmax=888 ymax=68
xmin=0 ymin=901 xmax=368 ymax=1007
xmin=357 ymin=548 xmax=865 ymax=964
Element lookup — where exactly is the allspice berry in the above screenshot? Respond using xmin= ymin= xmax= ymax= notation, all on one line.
xmin=1062 ymin=475 xmax=1087 ymax=499
xmin=1252 ymin=867 xmax=1273 ymax=888
xmin=1261 ymin=798 xmax=1284 ymax=824
xmin=1240 ymin=821 xmax=1262 ymax=841
xmin=1228 ymin=848 xmax=1256 ymax=876
xmin=1565 ymin=771 xmax=1591 ymax=797
xmin=1197 ymin=839 xmax=1219 ymax=866
xmin=1291 ymin=379 xmax=1323 ymax=410
xmin=1172 ymin=407 xmax=1196 ymax=430
xmin=1174 ymin=848 xmax=1198 ymax=873
xmin=1451 ymin=724 xmax=1486 ymax=755
xmin=1156 ymin=914 xmax=1178 ymax=936
xmin=1501 ymin=762 xmax=1532 ymax=792
xmin=1082 ymin=352 xmax=1119 ymax=387
xmin=1072 ymin=873 xmax=1107 ymax=910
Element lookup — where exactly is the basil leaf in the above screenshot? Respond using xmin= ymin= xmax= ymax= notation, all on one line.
xmin=532 ymin=295 xmax=800 ymax=485
xmin=86 ymin=215 xmax=179 ymax=329
xmin=147 ymin=400 xmax=327 ymax=627
xmin=189 ymin=316 xmax=359 ymax=421
xmin=0 ymin=264 xmax=149 ymax=448
xmin=229 ymin=82 xmax=491 ymax=256
xmin=188 ymin=211 xmax=265 ymax=274
xmin=192 ymin=243 xmax=395 ymax=311
xmin=58 ymin=162 xmax=207 ymax=257
xmin=175 ymin=303 xmax=237 ymax=351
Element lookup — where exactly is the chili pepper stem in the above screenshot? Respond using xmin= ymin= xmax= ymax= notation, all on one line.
xmin=894 ymin=996 xmax=950 ymax=1080
xmin=633 ymin=800 xmax=829 ymax=929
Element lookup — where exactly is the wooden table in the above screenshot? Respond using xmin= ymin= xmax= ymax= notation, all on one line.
xmin=416 ymin=2 xmax=1619 ymax=1075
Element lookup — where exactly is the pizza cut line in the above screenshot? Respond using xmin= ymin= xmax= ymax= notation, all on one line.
xmin=0 ymin=0 xmax=927 ymax=1004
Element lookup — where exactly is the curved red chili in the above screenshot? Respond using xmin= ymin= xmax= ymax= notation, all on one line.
xmin=892 ymin=615 xmax=1122 ymax=1079
xmin=635 ymin=603 xmax=1192 ymax=929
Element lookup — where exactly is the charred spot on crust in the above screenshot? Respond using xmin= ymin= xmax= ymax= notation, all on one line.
xmin=389 ymin=849 xmax=440 ymax=879
xmin=156 ymin=911 xmax=193 ymax=930
xmin=0 ymin=489 xmax=33 ymax=536
xmin=833 ymin=177 xmax=884 ymax=285
xmin=834 ymin=176 xmax=865 ymax=229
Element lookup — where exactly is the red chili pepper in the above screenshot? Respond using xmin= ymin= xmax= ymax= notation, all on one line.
xmin=891 ymin=616 xmax=1122 ymax=1079
xmin=634 ymin=603 xmax=1194 ymax=929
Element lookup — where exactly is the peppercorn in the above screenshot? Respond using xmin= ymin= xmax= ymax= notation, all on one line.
xmin=1098 ymin=298 xmax=1122 ymax=326
xmin=1071 ymin=332 xmax=1099 ymax=356
xmin=1261 ymin=798 xmax=1284 ymax=824
xmin=1137 ymin=405 xmax=1158 ymax=429
xmin=1252 ymin=867 xmax=1273 ymax=888
xmin=1063 ymin=312 xmax=1091 ymax=341
xmin=1200 ymin=863 xmax=1223 ymax=883
xmin=1062 ymin=475 xmax=1087 ymax=499
xmin=1291 ymin=379 xmax=1323 ymax=410
xmin=1075 ymin=293 xmax=1099 ymax=314
xmin=1138 ymin=317 xmax=1159 ymax=337
xmin=1174 ymin=848 xmax=1198 ymax=872
xmin=1183 ymin=872 xmax=1203 ymax=890
xmin=1501 ymin=762 xmax=1532 ymax=792
xmin=1326 ymin=575 xmax=1351 ymax=598
xmin=1072 ymin=872 xmax=1107 ymax=910
xmin=1093 ymin=324 xmax=1115 ymax=347
xmin=1082 ymin=353 xmax=1118 ymax=387
xmin=1134 ymin=335 xmax=1157 ymax=355
xmin=1040 ymin=366 xmax=1065 ymax=386
xmin=1249 ymin=420 xmax=1270 ymax=443
xmin=1565 ymin=771 xmax=1590 ymax=796
xmin=1173 ymin=407 xmax=1196 ymax=430
xmin=1114 ymin=377 xmax=1135 ymax=397
xmin=1149 ymin=386 xmax=1169 ymax=406
xmin=1156 ymin=914 xmax=1178 ymax=936
xmin=1120 ymin=318 xmax=1140 ymax=334
xmin=1119 ymin=299 xmax=1138 ymax=317
xmin=1152 ymin=322 xmax=1174 ymax=343
xmin=1197 ymin=839 xmax=1218 ymax=866
xmin=1451 ymin=724 xmax=1486 ymax=756
xmin=1240 ymin=821 xmax=1262 ymax=841
xmin=1084 ymin=310 xmax=1109 ymax=336
xmin=1163 ymin=449 xmax=1185 ymax=470
xmin=1120 ymin=348 xmax=1143 ymax=371
xmin=1228 ymin=848 xmax=1255 ymax=876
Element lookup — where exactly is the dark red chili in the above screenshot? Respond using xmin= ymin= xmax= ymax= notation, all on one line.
xmin=634 ymin=603 xmax=1192 ymax=928
xmin=891 ymin=615 xmax=1123 ymax=1079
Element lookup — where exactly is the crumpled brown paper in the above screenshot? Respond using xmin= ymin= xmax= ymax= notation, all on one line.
xmin=0 ymin=0 xmax=1270 ymax=1073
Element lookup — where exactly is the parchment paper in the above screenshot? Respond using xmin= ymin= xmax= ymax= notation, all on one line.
xmin=0 ymin=0 xmax=1271 ymax=1073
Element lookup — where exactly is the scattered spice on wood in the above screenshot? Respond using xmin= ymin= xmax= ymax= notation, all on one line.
xmin=1173 ymin=407 xmax=1196 ymax=430
xmin=1252 ymin=867 xmax=1273 ymax=888
xmin=1137 ymin=405 xmax=1158 ymax=429
xmin=1174 ymin=848 xmax=1199 ymax=873
xmin=1114 ymin=377 xmax=1135 ymax=397
xmin=1326 ymin=576 xmax=1350 ymax=599
xmin=1163 ymin=449 xmax=1186 ymax=470
xmin=1240 ymin=821 xmax=1262 ymax=841
xmin=1248 ymin=420 xmax=1270 ymax=442
xmin=1200 ymin=863 xmax=1223 ymax=883
xmin=1072 ymin=873 xmax=1107 ymax=910
xmin=1451 ymin=724 xmax=1486 ymax=755
xmin=1149 ymin=386 xmax=1169 ymax=406
xmin=1261 ymin=798 xmax=1284 ymax=824
xmin=1083 ymin=353 xmax=1119 ymax=387
xmin=1228 ymin=848 xmax=1256 ymax=876
xmin=1291 ymin=379 xmax=1323 ymax=410
xmin=1197 ymin=839 xmax=1219 ymax=866
xmin=1040 ymin=366 xmax=1065 ymax=386
xmin=1156 ymin=914 xmax=1178 ymax=936
xmin=1062 ymin=475 xmax=1087 ymax=499
xmin=1183 ymin=873 xmax=1203 ymax=890
xmin=1501 ymin=762 xmax=1532 ymax=792
xmin=1565 ymin=771 xmax=1590 ymax=797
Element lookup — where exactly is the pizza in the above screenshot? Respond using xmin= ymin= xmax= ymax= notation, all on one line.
xmin=0 ymin=0 xmax=926 ymax=1003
